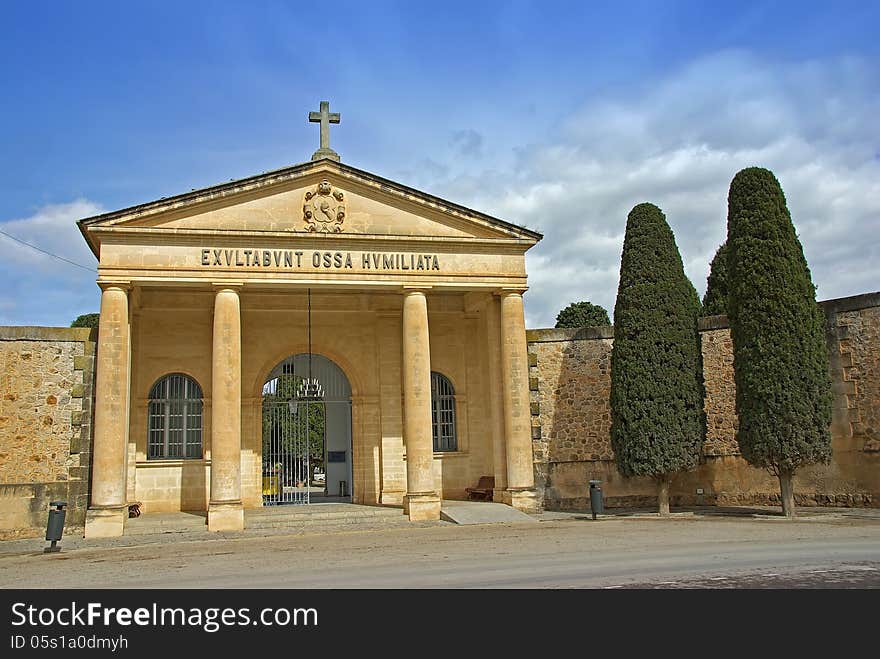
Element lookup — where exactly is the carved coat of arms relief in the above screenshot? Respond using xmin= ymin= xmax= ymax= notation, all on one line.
xmin=302 ymin=178 xmax=345 ymax=232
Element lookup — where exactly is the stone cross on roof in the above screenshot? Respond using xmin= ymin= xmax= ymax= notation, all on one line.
xmin=309 ymin=101 xmax=341 ymax=162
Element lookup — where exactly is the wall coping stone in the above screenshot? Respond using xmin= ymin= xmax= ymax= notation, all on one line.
xmin=820 ymin=291 xmax=880 ymax=315
xmin=698 ymin=315 xmax=729 ymax=331
xmin=0 ymin=326 xmax=96 ymax=342
xmin=527 ymin=291 xmax=880 ymax=338
xmin=526 ymin=326 xmax=614 ymax=342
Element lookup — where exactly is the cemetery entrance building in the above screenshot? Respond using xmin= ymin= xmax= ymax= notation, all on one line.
xmin=79 ymin=104 xmax=542 ymax=536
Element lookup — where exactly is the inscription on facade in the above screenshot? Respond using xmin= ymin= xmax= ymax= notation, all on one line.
xmin=199 ymin=249 xmax=441 ymax=271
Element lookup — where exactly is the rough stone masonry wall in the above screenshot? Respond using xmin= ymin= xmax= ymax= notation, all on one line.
xmin=528 ymin=292 xmax=880 ymax=510
xmin=527 ymin=327 xmax=613 ymax=506
xmin=699 ymin=317 xmax=739 ymax=456
xmin=830 ymin=300 xmax=880 ymax=453
xmin=0 ymin=327 xmax=96 ymax=539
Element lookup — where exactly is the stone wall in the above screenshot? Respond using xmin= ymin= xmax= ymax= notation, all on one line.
xmin=527 ymin=327 xmax=613 ymax=505
xmin=528 ymin=292 xmax=880 ymax=510
xmin=826 ymin=295 xmax=880 ymax=454
xmin=699 ymin=317 xmax=739 ymax=456
xmin=0 ymin=327 xmax=96 ymax=539
xmin=0 ymin=290 xmax=875 ymax=537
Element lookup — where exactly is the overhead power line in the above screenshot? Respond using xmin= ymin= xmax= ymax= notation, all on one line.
xmin=0 ymin=228 xmax=96 ymax=273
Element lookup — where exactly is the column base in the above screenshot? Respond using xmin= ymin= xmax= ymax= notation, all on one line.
xmin=507 ymin=488 xmax=540 ymax=514
xmin=404 ymin=493 xmax=441 ymax=521
xmin=208 ymin=501 xmax=244 ymax=532
xmin=84 ymin=506 xmax=127 ymax=538
xmin=495 ymin=488 xmax=511 ymax=505
xmin=380 ymin=490 xmax=405 ymax=506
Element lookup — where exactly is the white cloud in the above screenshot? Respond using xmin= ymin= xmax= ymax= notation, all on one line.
xmin=428 ymin=51 xmax=880 ymax=327
xmin=0 ymin=200 xmax=102 ymax=326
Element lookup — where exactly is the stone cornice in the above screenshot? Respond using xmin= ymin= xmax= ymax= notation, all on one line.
xmin=89 ymin=226 xmax=536 ymax=254
xmin=91 ymin=272 xmax=529 ymax=291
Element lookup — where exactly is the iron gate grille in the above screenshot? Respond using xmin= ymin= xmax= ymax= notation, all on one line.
xmin=261 ymin=353 xmax=352 ymax=507
xmin=262 ymin=400 xmax=324 ymax=505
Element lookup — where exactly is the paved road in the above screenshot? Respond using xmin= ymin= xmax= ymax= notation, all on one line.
xmin=617 ymin=563 xmax=880 ymax=588
xmin=2 ymin=513 xmax=879 ymax=588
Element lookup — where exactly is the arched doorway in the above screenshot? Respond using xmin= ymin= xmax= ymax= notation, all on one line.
xmin=261 ymin=353 xmax=352 ymax=505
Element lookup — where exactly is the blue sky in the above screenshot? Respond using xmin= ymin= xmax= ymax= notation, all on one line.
xmin=1 ymin=0 xmax=878 ymax=327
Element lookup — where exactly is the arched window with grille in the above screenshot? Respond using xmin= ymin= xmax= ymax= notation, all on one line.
xmin=430 ymin=372 xmax=457 ymax=452
xmin=147 ymin=374 xmax=203 ymax=460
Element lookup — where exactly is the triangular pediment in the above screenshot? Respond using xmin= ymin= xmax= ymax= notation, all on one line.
xmin=78 ymin=160 xmax=541 ymax=256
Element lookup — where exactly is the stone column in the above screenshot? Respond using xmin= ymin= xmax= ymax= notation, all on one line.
xmin=208 ymin=286 xmax=244 ymax=531
xmin=84 ymin=283 xmax=131 ymax=538
xmin=500 ymin=290 xmax=538 ymax=513
xmin=401 ymin=289 xmax=440 ymax=521
xmin=484 ymin=295 xmax=508 ymax=501
xmin=377 ymin=313 xmax=406 ymax=506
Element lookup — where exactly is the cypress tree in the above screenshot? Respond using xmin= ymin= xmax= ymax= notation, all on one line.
xmin=726 ymin=167 xmax=832 ymax=517
xmin=610 ymin=203 xmax=706 ymax=515
xmin=701 ymin=242 xmax=730 ymax=316
xmin=555 ymin=301 xmax=611 ymax=328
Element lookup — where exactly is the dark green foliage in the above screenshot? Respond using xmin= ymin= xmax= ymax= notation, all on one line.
xmin=70 ymin=313 xmax=99 ymax=328
xmin=610 ymin=203 xmax=706 ymax=478
xmin=726 ymin=167 xmax=832 ymax=474
xmin=701 ymin=242 xmax=730 ymax=316
xmin=554 ymin=301 xmax=610 ymax=328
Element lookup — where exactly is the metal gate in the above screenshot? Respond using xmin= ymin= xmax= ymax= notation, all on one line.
xmin=262 ymin=400 xmax=324 ymax=505
xmin=261 ymin=353 xmax=352 ymax=506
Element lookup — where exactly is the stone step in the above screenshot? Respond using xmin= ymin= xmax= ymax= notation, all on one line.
xmin=245 ymin=506 xmax=405 ymax=528
xmin=125 ymin=513 xmax=207 ymax=536
xmin=243 ymin=518 xmax=448 ymax=538
xmin=248 ymin=507 xmax=401 ymax=522
xmin=245 ymin=516 xmax=415 ymax=531
xmin=123 ymin=505 xmax=408 ymax=535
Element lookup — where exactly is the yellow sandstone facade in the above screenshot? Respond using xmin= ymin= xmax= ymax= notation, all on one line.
xmin=78 ymin=156 xmax=542 ymax=536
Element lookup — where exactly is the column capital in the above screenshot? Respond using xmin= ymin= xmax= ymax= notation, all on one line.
xmin=211 ymin=281 xmax=245 ymax=292
xmin=401 ymin=286 xmax=432 ymax=296
xmin=495 ymin=287 xmax=527 ymax=298
xmin=97 ymin=280 xmax=131 ymax=292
